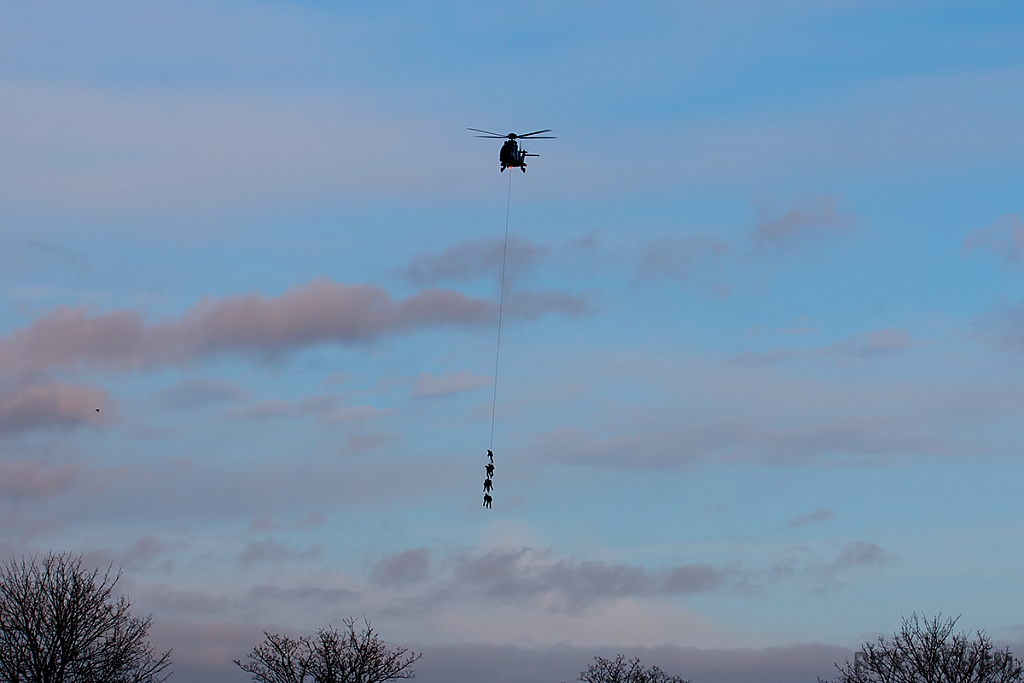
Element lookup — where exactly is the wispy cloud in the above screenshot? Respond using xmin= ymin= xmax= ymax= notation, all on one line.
xmin=734 ymin=328 xmax=916 ymax=364
xmin=222 ymin=393 xmax=391 ymax=425
xmin=153 ymin=378 xmax=248 ymax=410
xmin=814 ymin=541 xmax=889 ymax=592
xmin=0 ymin=381 xmax=112 ymax=436
xmin=637 ymin=235 xmax=731 ymax=284
xmin=236 ymin=538 xmax=325 ymax=565
xmin=787 ymin=508 xmax=836 ymax=528
xmin=411 ymin=371 xmax=491 ymax=399
xmin=0 ymin=461 xmax=82 ymax=499
xmin=973 ymin=300 xmax=1024 ymax=352
xmin=372 ymin=548 xmax=432 ymax=586
xmin=752 ymin=195 xmax=856 ymax=249
xmin=401 ymin=234 xmax=603 ymax=289
xmin=537 ymin=416 xmax=948 ymax=471
xmin=964 ymin=213 xmax=1024 ymax=269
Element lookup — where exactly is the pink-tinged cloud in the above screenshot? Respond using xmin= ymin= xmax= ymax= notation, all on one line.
xmin=412 ymin=371 xmax=491 ymax=399
xmin=752 ymin=195 xmax=856 ymax=249
xmin=0 ymin=382 xmax=112 ymax=435
xmin=0 ymin=461 xmax=81 ymax=499
xmin=964 ymin=213 xmax=1024 ymax=269
xmin=0 ymin=278 xmax=502 ymax=373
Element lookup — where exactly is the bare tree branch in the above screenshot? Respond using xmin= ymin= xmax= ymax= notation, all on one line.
xmin=821 ymin=613 xmax=1024 ymax=683
xmin=0 ymin=552 xmax=171 ymax=683
xmin=237 ymin=617 xmax=421 ymax=683
xmin=578 ymin=655 xmax=690 ymax=683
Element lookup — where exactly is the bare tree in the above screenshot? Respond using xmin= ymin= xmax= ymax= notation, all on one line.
xmin=236 ymin=617 xmax=421 ymax=683
xmin=0 ymin=551 xmax=172 ymax=683
xmin=578 ymin=655 xmax=690 ymax=683
xmin=822 ymin=613 xmax=1024 ymax=683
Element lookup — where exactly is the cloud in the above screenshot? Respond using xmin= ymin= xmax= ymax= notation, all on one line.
xmin=223 ymin=394 xmax=392 ymax=424
xmin=245 ymin=585 xmax=356 ymax=606
xmin=504 ymin=289 xmax=591 ymax=318
xmin=964 ymin=213 xmax=1024 ymax=269
xmin=0 ymin=381 xmax=112 ymax=436
xmin=787 ymin=508 xmax=836 ymax=528
xmin=448 ymin=548 xmax=732 ymax=612
xmin=637 ymin=235 xmax=731 ymax=283
xmin=815 ymin=541 xmax=889 ymax=591
xmin=236 ymin=539 xmax=325 ymax=564
xmin=735 ymin=328 xmax=916 ymax=364
xmin=538 ymin=416 xmax=947 ymax=471
xmin=137 ymin=586 xmax=232 ymax=618
xmin=346 ymin=432 xmax=400 ymax=453
xmin=0 ymin=461 xmax=82 ymax=499
xmin=403 ymin=236 xmax=551 ymax=287
xmin=0 ymin=278 xmax=501 ymax=374
xmin=0 ymin=239 xmax=89 ymax=281
xmin=751 ymin=195 xmax=856 ymax=249
xmin=153 ymin=378 xmax=248 ymax=410
xmin=401 ymin=234 xmax=604 ymax=288
xmin=412 ymin=371 xmax=492 ymax=399
xmin=247 ymin=514 xmax=325 ymax=534
xmin=372 ymin=548 xmax=432 ymax=586
xmin=320 ymin=406 xmax=394 ymax=423
xmin=973 ymin=301 xmax=1024 ymax=352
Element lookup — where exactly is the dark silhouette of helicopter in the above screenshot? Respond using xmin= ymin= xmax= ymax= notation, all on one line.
xmin=469 ymin=128 xmax=555 ymax=172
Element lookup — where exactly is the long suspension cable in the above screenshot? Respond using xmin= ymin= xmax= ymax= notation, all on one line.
xmin=489 ymin=171 xmax=513 ymax=449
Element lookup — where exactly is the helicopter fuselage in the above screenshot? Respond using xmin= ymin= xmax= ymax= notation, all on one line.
xmin=499 ymin=138 xmax=537 ymax=173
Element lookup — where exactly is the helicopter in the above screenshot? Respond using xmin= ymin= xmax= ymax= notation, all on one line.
xmin=469 ymin=128 xmax=555 ymax=172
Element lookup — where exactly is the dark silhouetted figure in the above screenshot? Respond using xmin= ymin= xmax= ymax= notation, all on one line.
xmin=487 ymin=449 xmax=494 ymax=464
xmin=483 ymin=478 xmax=493 ymax=493
xmin=485 ymin=463 xmax=494 ymax=478
xmin=483 ymin=493 xmax=492 ymax=509
xmin=95 ymin=408 xmax=100 ymax=413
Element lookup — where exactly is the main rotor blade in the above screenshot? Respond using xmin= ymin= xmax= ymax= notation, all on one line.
xmin=474 ymin=135 xmax=506 ymax=138
xmin=468 ymin=127 xmax=506 ymax=137
xmin=518 ymin=129 xmax=553 ymax=137
xmin=518 ymin=136 xmax=556 ymax=139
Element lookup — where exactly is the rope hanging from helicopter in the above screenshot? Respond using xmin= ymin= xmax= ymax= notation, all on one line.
xmin=489 ymin=170 xmax=513 ymax=451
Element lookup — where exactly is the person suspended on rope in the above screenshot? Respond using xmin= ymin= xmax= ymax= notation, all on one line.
xmin=485 ymin=462 xmax=495 ymax=478
xmin=487 ymin=449 xmax=494 ymax=464
xmin=483 ymin=477 xmax=493 ymax=493
xmin=483 ymin=493 xmax=492 ymax=509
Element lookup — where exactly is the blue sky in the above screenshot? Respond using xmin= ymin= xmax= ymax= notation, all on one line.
xmin=2 ymin=2 xmax=1024 ymax=682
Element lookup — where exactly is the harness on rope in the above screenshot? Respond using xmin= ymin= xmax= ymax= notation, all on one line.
xmin=484 ymin=171 xmax=513 ymax=509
